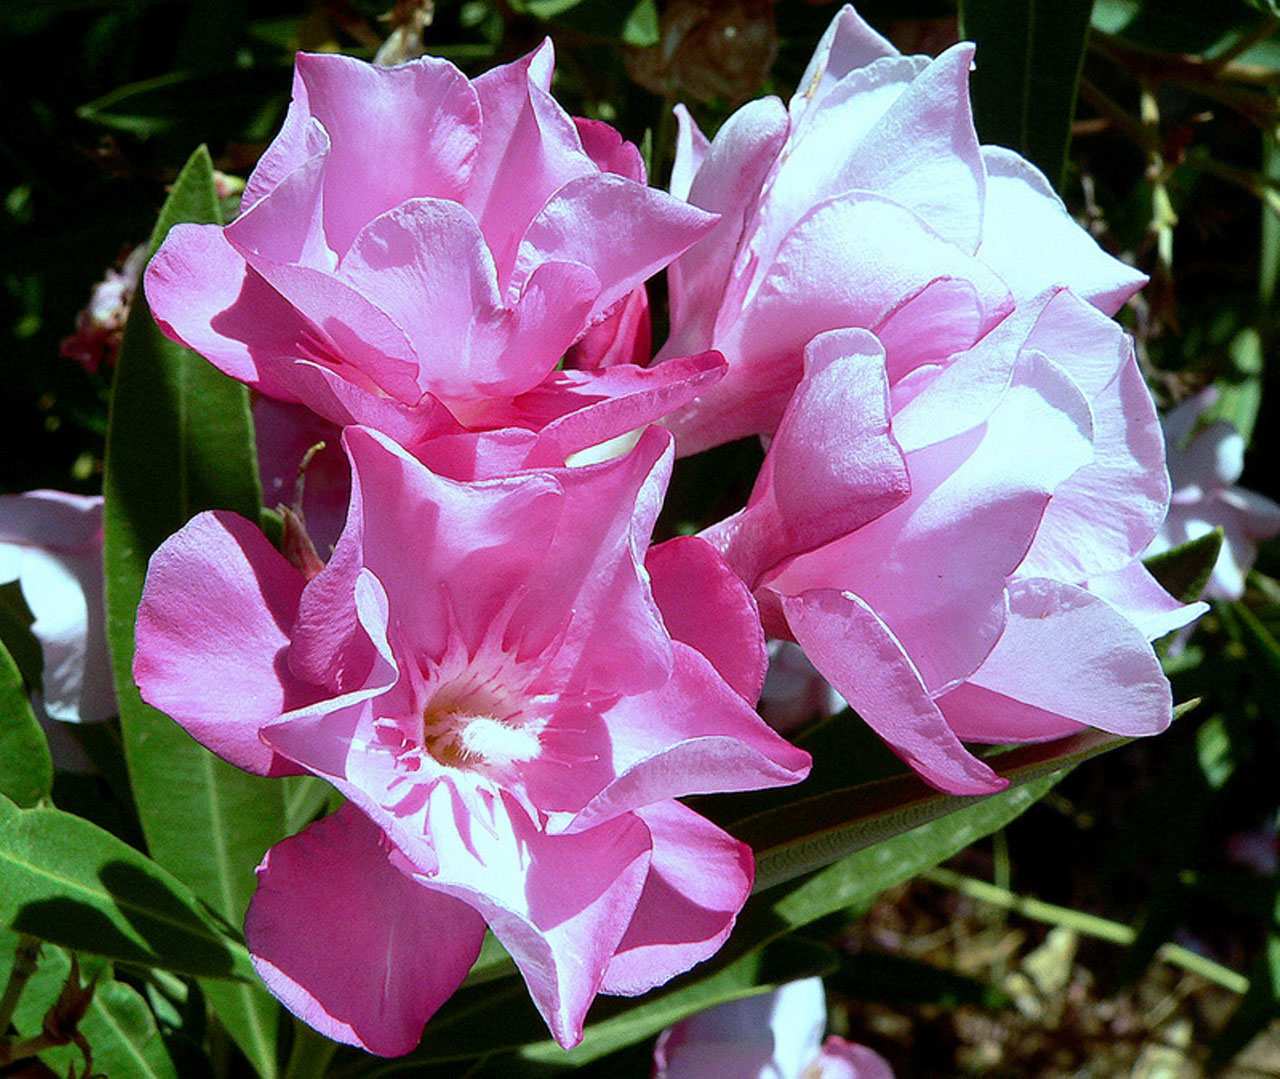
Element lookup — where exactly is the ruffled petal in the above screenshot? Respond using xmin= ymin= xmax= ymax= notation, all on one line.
xmin=245 ymin=804 xmax=487 ymax=1057
xmin=415 ymin=783 xmax=652 ymax=1048
xmin=135 ymin=511 xmax=312 ymax=776
xmin=779 ymin=588 xmax=1005 ymax=795
xmin=601 ymin=801 xmax=752 ymax=995
xmin=511 ymin=173 xmax=716 ymax=325
xmin=942 ymin=578 xmax=1173 ymax=740
xmin=978 ymin=147 xmax=1146 ymax=314
xmin=555 ymin=641 xmax=810 ymax=831
xmin=646 ymin=534 xmax=767 ymax=704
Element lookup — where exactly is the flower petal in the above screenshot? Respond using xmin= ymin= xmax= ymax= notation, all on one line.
xmin=780 ymin=589 xmax=1005 ymax=795
xmin=245 ymin=803 xmax=487 ymax=1057
xmin=135 ymin=511 xmax=311 ymax=776
xmin=600 ymin=800 xmax=753 ymax=996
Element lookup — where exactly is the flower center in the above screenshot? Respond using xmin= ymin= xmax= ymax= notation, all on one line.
xmin=418 ymin=677 xmax=543 ymax=774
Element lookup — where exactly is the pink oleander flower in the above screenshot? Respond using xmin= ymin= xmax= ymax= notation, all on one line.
xmin=144 ymin=43 xmax=722 ymax=455
xmin=0 ymin=491 xmax=115 ymax=726
xmin=653 ymin=977 xmax=894 ymax=1079
xmin=1144 ymin=389 xmax=1280 ymax=600
xmin=658 ymin=3 xmax=1146 ymax=456
xmin=134 ymin=425 xmax=809 ymax=1055
xmin=706 ymin=291 xmax=1202 ymax=794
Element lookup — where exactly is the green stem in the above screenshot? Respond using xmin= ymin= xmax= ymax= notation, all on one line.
xmin=283 ymin=1017 xmax=339 ymax=1079
xmin=923 ymin=867 xmax=1250 ymax=995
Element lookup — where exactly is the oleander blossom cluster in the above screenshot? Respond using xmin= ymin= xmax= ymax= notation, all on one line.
xmin=132 ymin=3 xmax=1198 ymax=1059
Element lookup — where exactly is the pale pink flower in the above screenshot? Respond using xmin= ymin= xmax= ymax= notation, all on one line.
xmin=706 ymin=291 xmax=1201 ymax=794
xmin=144 ymin=43 xmax=721 ymax=455
xmin=134 ymin=426 xmax=809 ymax=1055
xmin=0 ymin=491 xmax=115 ymax=726
xmin=658 ymin=3 xmax=1146 ymax=456
xmin=1144 ymin=389 xmax=1280 ymax=600
xmin=653 ymin=977 xmax=894 ymax=1079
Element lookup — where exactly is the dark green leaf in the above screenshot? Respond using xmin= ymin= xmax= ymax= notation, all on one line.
xmin=2 ymin=930 xmax=178 ymax=1079
xmin=960 ymin=0 xmax=1095 ymax=191
xmin=0 ymin=795 xmax=253 ymax=980
xmin=829 ymin=949 xmax=1011 ymax=1011
xmin=78 ymin=65 xmax=291 ymax=141
xmin=0 ymin=579 xmax=43 ymax=693
xmin=103 ymin=145 xmax=284 ymax=1078
xmin=0 ymin=635 xmax=52 ymax=808
xmin=732 ymin=766 xmax=1072 ymax=967
xmin=1144 ymin=529 xmax=1223 ymax=604
xmin=741 ymin=728 xmax=1126 ymax=893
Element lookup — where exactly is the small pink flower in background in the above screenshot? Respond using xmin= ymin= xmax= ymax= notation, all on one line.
xmin=1144 ymin=389 xmax=1280 ymax=600
xmin=0 ymin=491 xmax=115 ymax=726
xmin=705 ymin=291 xmax=1201 ymax=794
xmin=0 ymin=491 xmax=115 ymax=772
xmin=144 ymin=43 xmax=720 ymax=451
xmin=134 ymin=426 xmax=809 ymax=1055
xmin=60 ymin=246 xmax=147 ymax=374
xmin=653 ymin=977 xmax=894 ymax=1079
xmin=658 ymin=3 xmax=1146 ymax=456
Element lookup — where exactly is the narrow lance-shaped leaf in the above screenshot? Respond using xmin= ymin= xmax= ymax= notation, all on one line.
xmin=736 ymin=727 xmax=1126 ymax=894
xmin=959 ymin=0 xmax=1096 ymax=192
xmin=102 ymin=144 xmax=284 ymax=1078
xmin=0 ymin=635 xmax=52 ymax=808
xmin=0 ymin=795 xmax=253 ymax=980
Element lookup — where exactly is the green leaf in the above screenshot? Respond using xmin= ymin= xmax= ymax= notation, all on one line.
xmin=1144 ymin=529 xmax=1223 ymax=604
xmin=1231 ymin=598 xmax=1280 ymax=678
xmin=48 ymin=977 xmax=180 ymax=1079
xmin=102 ymin=145 xmax=284 ymax=1078
xmin=740 ymin=728 xmax=1125 ymax=893
xmin=358 ymin=937 xmax=834 ymax=1073
xmin=1206 ymin=328 xmax=1265 ymax=447
xmin=959 ymin=0 xmax=1095 ymax=191
xmin=1 ymin=930 xmax=178 ymax=1079
xmin=0 ymin=795 xmax=253 ymax=980
xmin=734 ymin=766 xmax=1072 ymax=967
xmin=622 ymin=0 xmax=660 ymax=47
xmin=0 ymin=635 xmax=52 ymax=808
xmin=0 ymin=579 xmax=43 ymax=693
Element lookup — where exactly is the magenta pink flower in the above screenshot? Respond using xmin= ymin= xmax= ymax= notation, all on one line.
xmin=144 ymin=43 xmax=719 ymax=451
xmin=134 ymin=426 xmax=809 ymax=1055
xmin=706 ymin=291 xmax=1200 ymax=794
xmin=658 ymin=4 xmax=1146 ymax=456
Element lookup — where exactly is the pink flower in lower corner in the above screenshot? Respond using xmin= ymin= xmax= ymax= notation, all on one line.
xmin=654 ymin=977 xmax=893 ymax=1079
xmin=705 ymin=290 xmax=1202 ymax=795
xmin=134 ymin=425 xmax=809 ymax=1056
xmin=144 ymin=41 xmax=719 ymax=454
